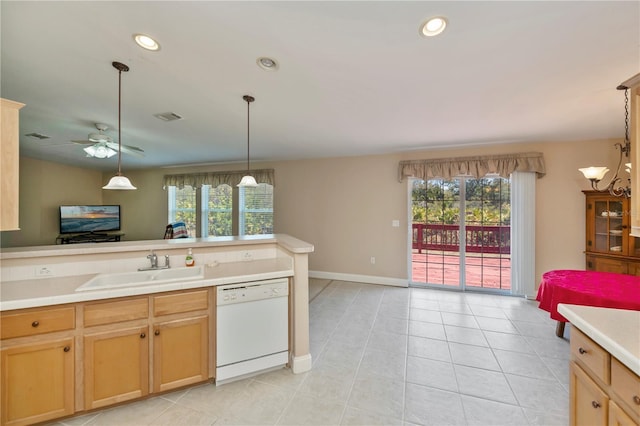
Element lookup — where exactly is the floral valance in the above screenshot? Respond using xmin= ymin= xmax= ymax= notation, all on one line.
xmin=163 ymin=169 xmax=275 ymax=189
xmin=398 ymin=152 xmax=546 ymax=181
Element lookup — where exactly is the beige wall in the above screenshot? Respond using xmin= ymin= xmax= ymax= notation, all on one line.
xmin=0 ymin=157 xmax=103 ymax=247
xmin=1 ymin=138 xmax=621 ymax=285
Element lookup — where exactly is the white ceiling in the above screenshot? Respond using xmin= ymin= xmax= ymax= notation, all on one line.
xmin=2 ymin=1 xmax=639 ymax=171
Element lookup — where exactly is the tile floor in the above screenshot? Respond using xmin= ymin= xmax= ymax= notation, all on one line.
xmin=52 ymin=279 xmax=571 ymax=426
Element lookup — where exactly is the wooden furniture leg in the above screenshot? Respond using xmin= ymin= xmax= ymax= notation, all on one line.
xmin=555 ymin=321 xmax=565 ymax=338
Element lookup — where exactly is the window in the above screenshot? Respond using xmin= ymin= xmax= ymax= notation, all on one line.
xmin=239 ymin=183 xmax=274 ymax=235
xmin=167 ymin=183 xmax=273 ymax=238
xmin=202 ymin=184 xmax=233 ymax=237
xmin=167 ymin=185 xmax=197 ymax=237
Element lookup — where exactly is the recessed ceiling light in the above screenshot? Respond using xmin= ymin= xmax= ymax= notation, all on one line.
xmin=420 ymin=16 xmax=448 ymax=37
xmin=257 ymin=57 xmax=279 ymax=71
xmin=133 ymin=33 xmax=160 ymax=51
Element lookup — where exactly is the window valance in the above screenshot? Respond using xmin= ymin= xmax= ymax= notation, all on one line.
xmin=398 ymin=152 xmax=546 ymax=181
xmin=163 ymin=169 xmax=275 ymax=189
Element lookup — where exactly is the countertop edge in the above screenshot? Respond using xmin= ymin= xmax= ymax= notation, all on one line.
xmin=558 ymin=303 xmax=640 ymax=376
xmin=0 ymin=234 xmax=314 ymax=259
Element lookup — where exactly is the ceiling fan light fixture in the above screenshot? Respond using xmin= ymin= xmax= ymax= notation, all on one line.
xmin=84 ymin=144 xmax=117 ymax=158
xmin=133 ymin=34 xmax=160 ymax=51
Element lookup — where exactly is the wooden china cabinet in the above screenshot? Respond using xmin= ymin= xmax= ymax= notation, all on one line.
xmin=584 ymin=191 xmax=640 ymax=275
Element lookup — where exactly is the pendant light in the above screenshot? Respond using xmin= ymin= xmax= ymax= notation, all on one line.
xmin=237 ymin=95 xmax=258 ymax=187
xmin=103 ymin=61 xmax=137 ymax=190
xmin=578 ymin=84 xmax=631 ymax=198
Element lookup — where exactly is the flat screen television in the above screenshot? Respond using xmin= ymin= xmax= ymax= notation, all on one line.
xmin=59 ymin=205 xmax=121 ymax=234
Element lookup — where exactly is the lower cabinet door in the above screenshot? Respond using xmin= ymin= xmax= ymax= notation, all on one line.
xmin=625 ymin=262 xmax=640 ymax=277
xmin=152 ymin=315 xmax=208 ymax=393
xmin=84 ymin=325 xmax=149 ymax=409
xmin=570 ymin=361 xmax=609 ymax=426
xmin=1 ymin=337 xmax=74 ymax=426
xmin=609 ymin=400 xmax=638 ymax=426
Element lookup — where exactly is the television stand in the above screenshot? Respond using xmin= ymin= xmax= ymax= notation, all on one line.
xmin=57 ymin=233 xmax=124 ymax=244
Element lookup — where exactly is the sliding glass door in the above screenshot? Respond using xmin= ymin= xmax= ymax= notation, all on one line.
xmin=410 ymin=177 xmax=511 ymax=292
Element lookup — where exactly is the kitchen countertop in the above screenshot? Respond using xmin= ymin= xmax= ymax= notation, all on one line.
xmin=558 ymin=303 xmax=640 ymax=376
xmin=1 ymin=257 xmax=294 ymax=311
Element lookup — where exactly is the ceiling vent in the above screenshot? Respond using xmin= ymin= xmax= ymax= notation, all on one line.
xmin=25 ymin=132 xmax=51 ymax=140
xmin=153 ymin=112 xmax=183 ymax=122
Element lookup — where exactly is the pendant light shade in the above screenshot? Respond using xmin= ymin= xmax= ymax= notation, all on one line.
xmin=238 ymin=175 xmax=258 ymax=186
xmin=238 ymin=95 xmax=259 ymax=188
xmin=103 ymin=175 xmax=137 ymax=190
xmin=103 ymin=61 xmax=136 ymax=190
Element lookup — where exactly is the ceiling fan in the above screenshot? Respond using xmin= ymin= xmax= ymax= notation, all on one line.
xmin=71 ymin=123 xmax=144 ymax=158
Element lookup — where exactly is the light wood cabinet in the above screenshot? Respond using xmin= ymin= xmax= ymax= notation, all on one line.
xmin=1 ymin=288 xmax=213 ymax=424
xmin=151 ymin=290 xmax=209 ymax=393
xmin=82 ymin=296 xmax=150 ymax=409
xmin=0 ymin=98 xmax=25 ymax=231
xmin=623 ymin=73 xmax=640 ymax=236
xmin=152 ymin=316 xmax=208 ymax=392
xmin=569 ymin=327 xmax=639 ymax=426
xmin=1 ymin=306 xmax=75 ymax=426
xmin=584 ymin=191 xmax=640 ymax=274
xmin=83 ymin=325 xmax=149 ymax=409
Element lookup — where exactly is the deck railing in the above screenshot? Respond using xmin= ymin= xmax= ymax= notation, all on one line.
xmin=412 ymin=223 xmax=510 ymax=254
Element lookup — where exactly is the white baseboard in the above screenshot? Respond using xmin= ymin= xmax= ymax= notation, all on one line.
xmin=290 ymin=353 xmax=312 ymax=374
xmin=309 ymin=270 xmax=408 ymax=288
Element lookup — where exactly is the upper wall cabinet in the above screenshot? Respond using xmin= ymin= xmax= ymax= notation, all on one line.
xmin=1 ymin=98 xmax=25 ymax=231
xmin=624 ymin=75 xmax=640 ymax=237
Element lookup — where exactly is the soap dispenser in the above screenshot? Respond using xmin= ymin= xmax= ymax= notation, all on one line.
xmin=185 ymin=248 xmax=195 ymax=267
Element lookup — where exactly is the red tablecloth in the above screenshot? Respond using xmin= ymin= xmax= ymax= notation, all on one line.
xmin=536 ymin=269 xmax=640 ymax=322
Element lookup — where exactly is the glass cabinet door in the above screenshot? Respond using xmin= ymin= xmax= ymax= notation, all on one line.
xmin=593 ymin=199 xmax=625 ymax=253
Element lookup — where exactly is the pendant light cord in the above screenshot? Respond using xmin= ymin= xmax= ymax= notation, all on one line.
xmin=243 ymin=95 xmax=255 ymax=174
xmin=117 ymin=67 xmax=122 ymax=176
xmin=112 ymin=61 xmax=130 ymax=176
xmin=247 ymin=97 xmax=250 ymax=173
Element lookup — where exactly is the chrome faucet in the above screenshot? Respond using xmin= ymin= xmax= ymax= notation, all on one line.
xmin=148 ymin=251 xmax=158 ymax=268
xmin=138 ymin=251 xmax=170 ymax=271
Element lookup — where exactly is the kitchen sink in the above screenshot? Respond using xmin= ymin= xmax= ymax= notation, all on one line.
xmin=76 ymin=266 xmax=205 ymax=292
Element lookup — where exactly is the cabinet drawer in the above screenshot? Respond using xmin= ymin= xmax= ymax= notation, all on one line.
xmin=1 ymin=306 xmax=75 ymax=339
xmin=84 ymin=297 xmax=148 ymax=327
xmin=153 ymin=290 xmax=208 ymax=316
xmin=611 ymin=357 xmax=640 ymax=421
xmin=571 ymin=327 xmax=610 ymax=384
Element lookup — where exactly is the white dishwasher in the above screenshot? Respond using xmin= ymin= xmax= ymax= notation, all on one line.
xmin=216 ymin=278 xmax=289 ymax=384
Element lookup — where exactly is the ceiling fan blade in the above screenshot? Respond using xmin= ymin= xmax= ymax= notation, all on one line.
xmin=105 ymin=141 xmax=145 ymax=157
xmin=70 ymin=139 xmax=94 ymax=145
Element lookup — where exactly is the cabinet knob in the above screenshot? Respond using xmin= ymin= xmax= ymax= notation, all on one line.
xmin=63 ymin=346 xmax=70 ymax=352
xmin=591 ymin=401 xmax=601 ymax=409
xmin=633 ymin=395 xmax=640 ymax=405
xmin=140 ymin=333 xmax=146 ymax=339
xmin=578 ymin=347 xmax=587 ymax=355
xmin=154 ymin=330 xmax=160 ymax=336
xmin=31 ymin=320 xmax=39 ymax=328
